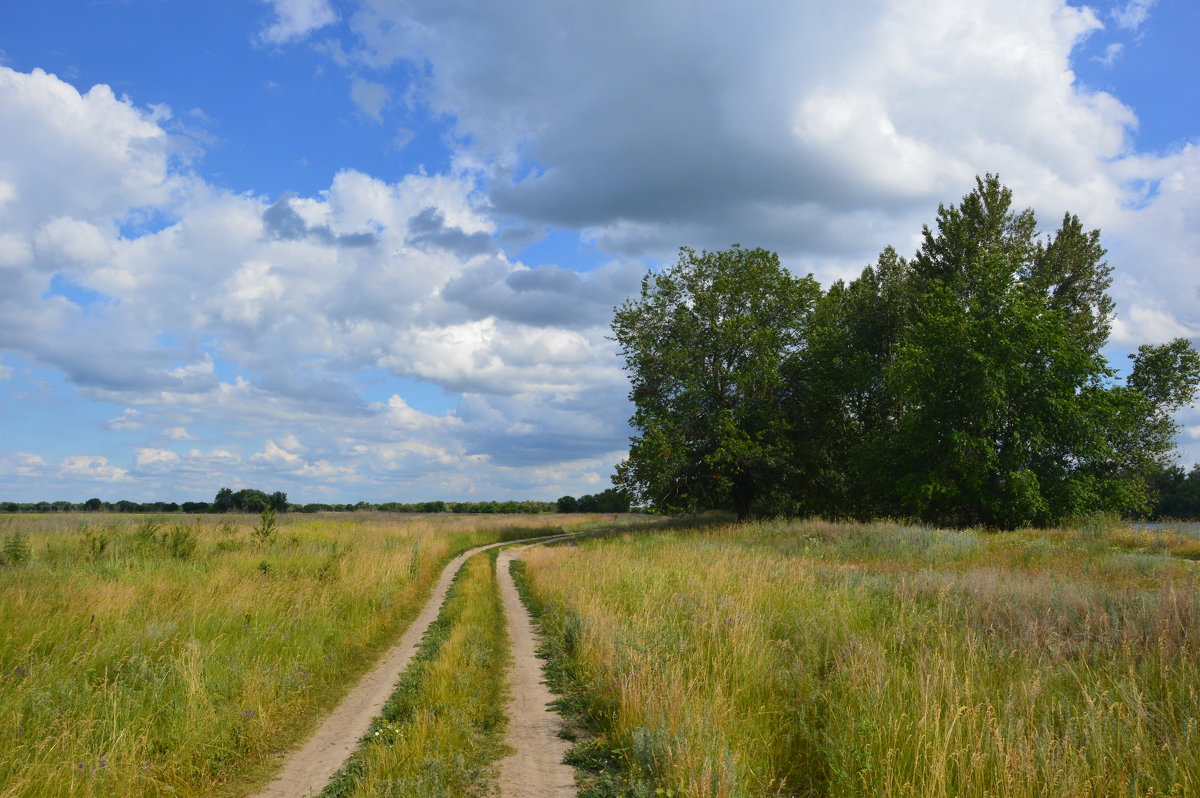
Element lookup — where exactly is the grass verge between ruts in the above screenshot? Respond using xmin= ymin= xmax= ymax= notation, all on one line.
xmin=320 ymin=550 xmax=511 ymax=798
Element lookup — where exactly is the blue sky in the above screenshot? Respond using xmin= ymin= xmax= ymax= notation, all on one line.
xmin=0 ymin=0 xmax=1197 ymax=502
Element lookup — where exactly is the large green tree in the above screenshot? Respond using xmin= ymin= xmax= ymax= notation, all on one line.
xmin=612 ymin=245 xmax=820 ymax=518
xmin=862 ymin=176 xmax=1197 ymax=526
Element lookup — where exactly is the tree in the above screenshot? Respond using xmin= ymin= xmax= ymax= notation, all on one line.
xmin=612 ymin=245 xmax=820 ymax=518
xmin=213 ymin=487 xmax=234 ymax=513
xmin=83 ymin=497 xmax=103 ymax=512
xmin=784 ymin=246 xmax=913 ymax=518
xmin=269 ymin=491 xmax=289 ymax=513
xmin=853 ymin=176 xmax=1198 ymax=526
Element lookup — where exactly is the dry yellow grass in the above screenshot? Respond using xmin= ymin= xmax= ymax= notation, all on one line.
xmin=0 ymin=512 xmax=591 ymax=798
xmin=522 ymin=519 xmax=1200 ymax=797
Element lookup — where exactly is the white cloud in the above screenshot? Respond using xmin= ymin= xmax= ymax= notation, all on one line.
xmin=135 ymin=447 xmax=181 ymax=470
xmin=60 ymin=455 xmax=131 ymax=483
xmin=350 ymin=77 xmax=390 ymax=122
xmin=106 ymin=408 xmax=143 ymax=431
xmin=1111 ymin=0 xmax=1156 ymax=31
xmin=0 ymin=453 xmax=50 ymax=479
xmin=343 ymin=0 xmax=1197 ymax=371
xmin=258 ymin=0 xmax=337 ymax=45
xmin=4 ymin=0 xmax=1198 ymax=500
xmin=0 ymin=357 xmax=10 ymax=380
xmin=250 ymin=439 xmax=304 ymax=467
xmin=34 ymin=216 xmax=113 ymax=272
xmin=1092 ymin=42 xmax=1124 ymax=67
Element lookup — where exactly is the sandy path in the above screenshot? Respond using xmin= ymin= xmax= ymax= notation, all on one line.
xmin=496 ymin=542 xmax=578 ymax=798
xmin=250 ymin=533 xmax=573 ymax=798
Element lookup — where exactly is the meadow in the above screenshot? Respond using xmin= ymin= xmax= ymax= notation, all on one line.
xmin=520 ymin=518 xmax=1200 ymax=798
xmin=0 ymin=512 xmax=592 ymax=798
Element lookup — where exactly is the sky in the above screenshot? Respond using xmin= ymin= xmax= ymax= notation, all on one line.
xmin=0 ymin=0 xmax=1197 ymax=503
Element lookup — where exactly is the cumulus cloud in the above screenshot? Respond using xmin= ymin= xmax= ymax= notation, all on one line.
xmin=258 ymin=0 xmax=337 ymax=45
xmin=60 ymin=455 xmax=131 ymax=483
xmin=135 ymin=448 xmax=181 ymax=470
xmin=4 ymin=0 xmax=1198 ymax=499
xmin=345 ymin=0 xmax=1196 ymax=359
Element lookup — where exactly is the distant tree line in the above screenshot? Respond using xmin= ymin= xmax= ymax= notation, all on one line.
xmin=0 ymin=490 xmax=619 ymax=515
xmin=1146 ymin=464 xmax=1200 ymax=521
xmin=556 ymin=488 xmax=632 ymax=513
xmin=612 ymin=176 xmax=1200 ymax=527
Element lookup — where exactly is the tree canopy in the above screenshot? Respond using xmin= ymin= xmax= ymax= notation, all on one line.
xmin=612 ymin=245 xmax=820 ymax=519
xmin=613 ymin=176 xmax=1200 ymax=527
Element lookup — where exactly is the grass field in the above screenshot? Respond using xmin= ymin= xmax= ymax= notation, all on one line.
xmin=0 ymin=512 xmax=592 ymax=798
xmin=520 ymin=519 xmax=1200 ymax=798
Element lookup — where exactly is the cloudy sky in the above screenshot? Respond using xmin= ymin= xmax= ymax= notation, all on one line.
xmin=0 ymin=0 xmax=1197 ymax=503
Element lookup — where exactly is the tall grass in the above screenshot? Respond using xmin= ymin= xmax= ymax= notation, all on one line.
xmin=323 ymin=551 xmax=510 ymax=797
xmin=0 ymin=512 xmax=590 ymax=798
xmin=522 ymin=520 xmax=1200 ymax=797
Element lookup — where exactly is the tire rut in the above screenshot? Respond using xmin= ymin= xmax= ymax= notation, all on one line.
xmin=250 ymin=533 xmax=572 ymax=798
xmin=496 ymin=542 xmax=578 ymax=798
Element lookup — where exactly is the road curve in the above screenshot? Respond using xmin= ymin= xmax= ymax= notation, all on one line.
xmin=250 ymin=533 xmax=574 ymax=798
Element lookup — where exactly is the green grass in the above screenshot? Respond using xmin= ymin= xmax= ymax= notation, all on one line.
xmin=322 ymin=550 xmax=511 ymax=797
xmin=0 ymin=512 xmax=591 ymax=798
xmin=520 ymin=519 xmax=1200 ymax=798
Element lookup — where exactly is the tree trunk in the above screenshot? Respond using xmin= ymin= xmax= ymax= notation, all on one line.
xmin=732 ymin=477 xmax=755 ymax=521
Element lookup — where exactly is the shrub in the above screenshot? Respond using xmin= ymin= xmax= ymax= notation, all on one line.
xmin=253 ymin=507 xmax=278 ymax=543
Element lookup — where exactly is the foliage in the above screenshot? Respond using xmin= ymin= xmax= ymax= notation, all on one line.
xmin=253 ymin=506 xmax=279 ymax=543
xmin=557 ymin=488 xmax=634 ymax=513
xmin=614 ymin=176 xmax=1200 ymax=527
xmin=612 ymin=245 xmax=821 ymax=519
xmin=1146 ymin=463 xmax=1200 ymax=520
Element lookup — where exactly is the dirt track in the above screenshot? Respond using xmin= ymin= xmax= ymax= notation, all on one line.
xmin=496 ymin=543 xmax=578 ymax=797
xmin=250 ymin=534 xmax=573 ymax=798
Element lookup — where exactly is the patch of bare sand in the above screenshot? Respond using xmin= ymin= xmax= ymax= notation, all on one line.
xmin=496 ymin=544 xmax=578 ymax=798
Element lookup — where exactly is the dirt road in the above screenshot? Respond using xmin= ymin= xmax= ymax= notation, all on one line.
xmin=496 ymin=543 xmax=578 ymax=798
xmin=250 ymin=534 xmax=573 ymax=798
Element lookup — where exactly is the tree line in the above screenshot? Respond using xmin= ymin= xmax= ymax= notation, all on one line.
xmin=612 ymin=176 xmax=1200 ymax=527
xmin=0 ymin=489 xmax=633 ymax=515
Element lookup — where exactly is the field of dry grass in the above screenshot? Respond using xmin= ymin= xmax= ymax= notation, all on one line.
xmin=521 ymin=519 xmax=1200 ymax=797
xmin=0 ymin=512 xmax=588 ymax=797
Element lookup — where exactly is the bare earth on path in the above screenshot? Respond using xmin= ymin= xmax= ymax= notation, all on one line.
xmin=496 ymin=543 xmax=578 ymax=798
xmin=250 ymin=534 xmax=572 ymax=798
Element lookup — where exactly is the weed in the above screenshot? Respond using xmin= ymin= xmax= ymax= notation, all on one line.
xmin=1 ymin=531 xmax=31 ymax=567
xmin=163 ymin=524 xmax=197 ymax=560
xmin=81 ymin=526 xmax=109 ymax=560
xmin=253 ymin=506 xmax=278 ymax=543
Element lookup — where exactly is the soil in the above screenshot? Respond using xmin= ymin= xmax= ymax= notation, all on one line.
xmin=496 ymin=543 xmax=578 ymax=797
